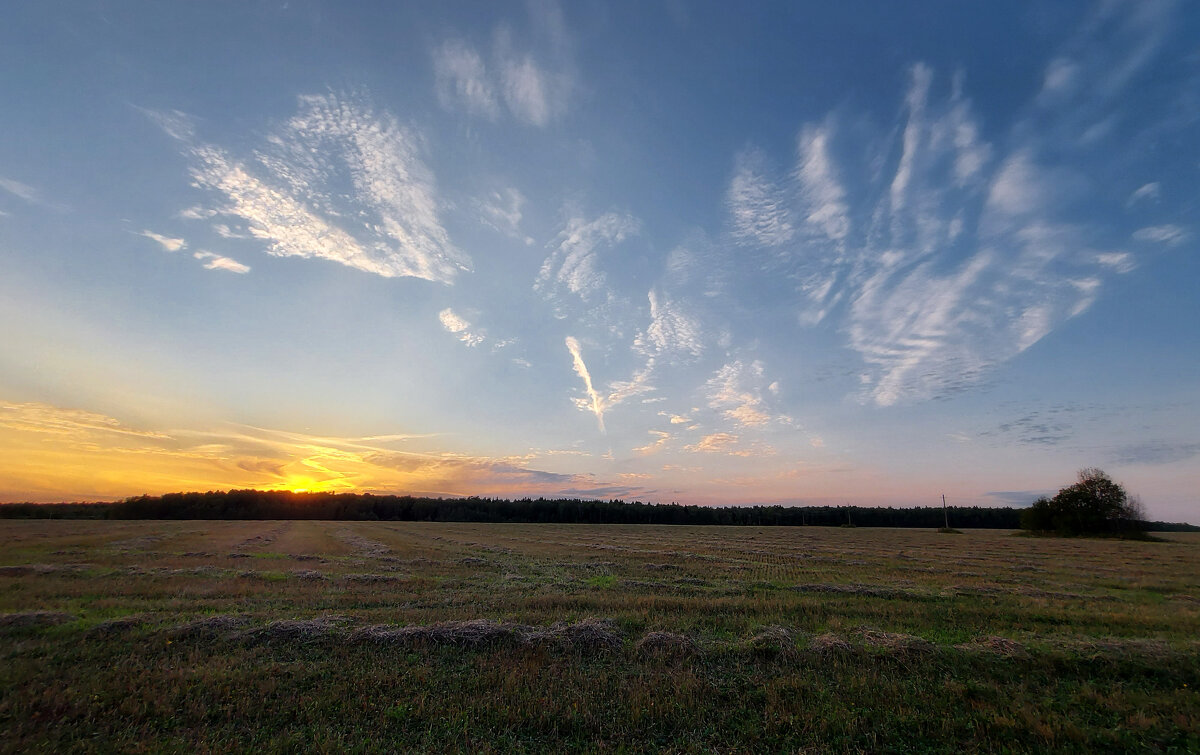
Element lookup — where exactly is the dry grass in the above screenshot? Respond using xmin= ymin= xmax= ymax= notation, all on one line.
xmin=635 ymin=631 xmax=699 ymax=658
xmin=2 ymin=521 xmax=1197 ymax=752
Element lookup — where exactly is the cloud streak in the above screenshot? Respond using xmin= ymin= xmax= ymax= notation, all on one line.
xmin=193 ymin=251 xmax=250 ymax=273
xmin=723 ymin=2 xmax=1184 ymax=406
xmin=139 ymin=230 xmax=186 ymax=252
xmin=706 ymin=360 xmax=773 ymax=428
xmin=536 ymin=211 xmax=640 ymax=308
xmin=1133 ymin=224 xmax=1188 ymax=245
xmin=432 ymin=4 xmax=574 ymax=127
xmin=439 ymin=308 xmax=485 ymax=346
xmin=0 ymin=176 xmax=41 ymax=204
xmin=152 ymin=92 xmax=467 ymax=284
xmin=565 ymin=336 xmax=606 ymax=432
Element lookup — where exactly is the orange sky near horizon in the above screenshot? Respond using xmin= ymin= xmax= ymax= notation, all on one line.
xmin=0 ymin=399 xmax=903 ymax=506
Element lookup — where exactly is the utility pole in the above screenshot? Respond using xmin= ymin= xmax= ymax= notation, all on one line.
xmin=942 ymin=494 xmax=949 ymax=529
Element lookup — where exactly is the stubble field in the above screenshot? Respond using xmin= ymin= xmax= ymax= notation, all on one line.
xmin=1 ymin=520 xmax=1197 ymax=753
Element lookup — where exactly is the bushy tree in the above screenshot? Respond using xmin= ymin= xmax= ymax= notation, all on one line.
xmin=1020 ymin=468 xmax=1146 ymax=535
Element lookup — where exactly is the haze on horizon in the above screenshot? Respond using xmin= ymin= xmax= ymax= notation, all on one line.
xmin=1 ymin=1 xmax=1197 ymax=522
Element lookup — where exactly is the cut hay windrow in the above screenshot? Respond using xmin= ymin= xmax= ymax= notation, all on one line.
xmin=169 ymin=614 xmax=252 ymax=638
xmin=0 ymin=611 xmax=78 ymax=629
xmin=334 ymin=529 xmax=390 ymax=557
xmin=350 ymin=617 xmax=623 ymax=651
xmin=955 ymin=635 xmax=1029 ymax=658
xmin=88 ymin=614 xmax=154 ymax=636
xmin=341 ymin=573 xmax=402 ymax=583
xmin=0 ymin=563 xmax=92 ymax=576
xmin=790 ymin=583 xmax=928 ymax=600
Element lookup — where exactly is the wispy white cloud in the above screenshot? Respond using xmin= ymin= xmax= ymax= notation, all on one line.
xmin=984 ymin=150 xmax=1045 ymax=220
xmin=213 ymin=223 xmax=251 ymax=239
xmin=1096 ymin=251 xmax=1136 ymax=274
xmin=706 ymin=360 xmax=772 ymax=428
xmin=139 ymin=229 xmax=187 ymax=252
xmin=536 ymin=211 xmax=640 ymax=306
xmin=633 ymin=289 xmax=703 ymax=361
xmin=684 ymin=432 xmax=753 ymax=456
xmin=178 ymin=205 xmax=217 ymax=220
xmin=565 ymin=336 xmax=605 ymax=432
xmin=1133 ymin=224 xmax=1188 ymax=246
xmin=0 ymin=401 xmax=170 ymax=440
xmin=0 ymin=176 xmax=40 ymax=204
xmin=889 ymin=63 xmax=933 ymax=224
xmin=721 ymin=2 xmax=1183 ymax=407
xmin=1039 ymin=57 xmax=1081 ymax=100
xmin=794 ymin=122 xmax=850 ymax=244
xmin=603 ymin=363 xmax=656 ymax=409
xmin=633 ymin=430 xmax=671 ymax=455
xmin=439 ymin=308 xmax=486 ymax=347
xmin=727 ymin=149 xmax=795 ymax=248
xmin=432 ymin=4 xmax=573 ymax=127
xmin=476 ymin=186 xmax=531 ymax=242
xmin=1126 ymin=182 xmax=1160 ymax=207
xmin=498 ymin=48 xmax=555 ymax=126
xmin=149 ymin=92 xmax=467 ymax=284
xmin=433 ymin=40 xmax=500 ymax=118
xmin=193 ymin=250 xmax=250 ymax=273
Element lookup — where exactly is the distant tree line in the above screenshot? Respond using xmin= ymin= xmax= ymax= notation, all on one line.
xmin=0 ymin=488 xmax=1192 ymax=530
xmin=1 ymin=488 xmax=1194 ymax=529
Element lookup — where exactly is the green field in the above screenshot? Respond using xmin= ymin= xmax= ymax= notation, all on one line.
xmin=2 ymin=520 xmax=1197 ymax=753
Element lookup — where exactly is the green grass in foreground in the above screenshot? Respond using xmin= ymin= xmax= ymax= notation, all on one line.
xmin=1 ymin=521 xmax=1198 ymax=753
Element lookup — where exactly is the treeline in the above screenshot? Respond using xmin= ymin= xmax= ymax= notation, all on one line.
xmin=2 ymin=490 xmax=1195 ymax=530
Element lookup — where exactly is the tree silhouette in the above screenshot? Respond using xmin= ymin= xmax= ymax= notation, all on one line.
xmin=1020 ymin=468 xmax=1147 ymax=536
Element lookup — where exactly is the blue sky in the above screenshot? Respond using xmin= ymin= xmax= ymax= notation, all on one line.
xmin=1 ymin=1 xmax=1197 ymax=521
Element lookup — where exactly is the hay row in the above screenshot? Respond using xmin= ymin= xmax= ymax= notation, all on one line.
xmin=1 ymin=611 xmax=1181 ymax=662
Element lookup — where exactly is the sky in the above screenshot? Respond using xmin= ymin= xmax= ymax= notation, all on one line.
xmin=1 ymin=1 xmax=1198 ymax=521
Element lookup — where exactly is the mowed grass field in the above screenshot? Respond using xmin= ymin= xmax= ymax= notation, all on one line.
xmin=1 ymin=521 xmax=1197 ymax=753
